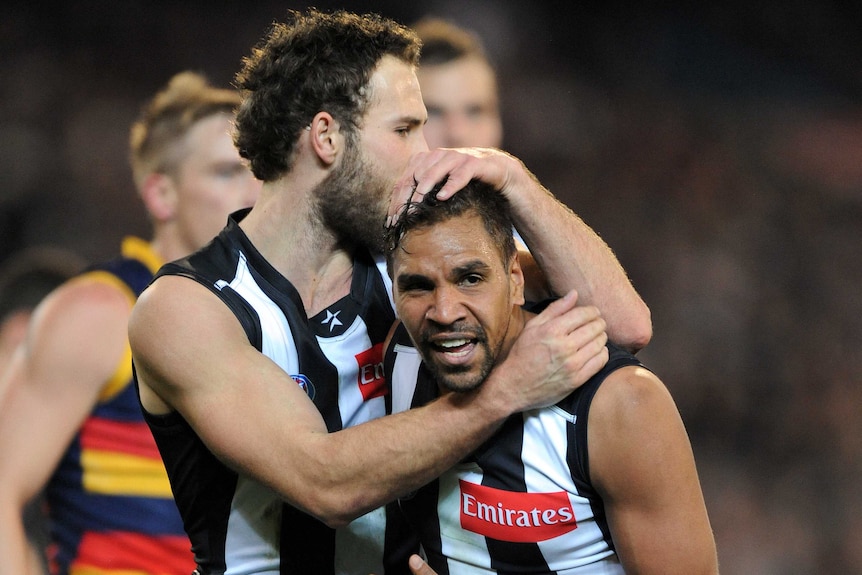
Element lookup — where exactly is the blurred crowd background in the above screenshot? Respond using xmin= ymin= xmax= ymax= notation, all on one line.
xmin=2 ymin=1 xmax=860 ymax=573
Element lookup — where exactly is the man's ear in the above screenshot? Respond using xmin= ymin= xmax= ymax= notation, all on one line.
xmin=308 ymin=111 xmax=342 ymax=166
xmin=510 ymin=253 xmax=526 ymax=306
xmin=139 ymin=172 xmax=176 ymax=222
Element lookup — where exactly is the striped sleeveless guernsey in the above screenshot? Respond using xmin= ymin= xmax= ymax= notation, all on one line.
xmin=384 ymin=317 xmax=644 ymax=575
xmin=140 ymin=210 xmax=415 ymax=574
xmin=46 ymin=237 xmax=193 ymax=575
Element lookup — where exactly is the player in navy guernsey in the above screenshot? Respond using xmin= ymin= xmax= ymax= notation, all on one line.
xmin=383 ymin=182 xmax=718 ymax=575
xmin=129 ymin=9 xmax=654 ymax=575
xmin=0 ymin=72 xmax=260 ymax=575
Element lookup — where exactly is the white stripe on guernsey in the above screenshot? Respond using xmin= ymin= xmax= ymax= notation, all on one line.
xmin=318 ymin=316 xmax=391 ymax=574
xmin=334 ymin=506 xmax=387 ymax=575
xmin=224 ymin=476 xmax=281 ymax=574
xmin=315 ymin=314 xmax=386 ymax=429
xmin=521 ymin=409 xmax=623 ymax=574
xmin=216 ymin=252 xmax=300 ymax=373
xmin=373 ymin=253 xmax=396 ymax=315
xmin=216 ymin=253 xmax=292 ymax=575
xmin=390 ymin=345 xmax=422 ymax=415
xmin=439 ymin=463 xmax=494 ymax=573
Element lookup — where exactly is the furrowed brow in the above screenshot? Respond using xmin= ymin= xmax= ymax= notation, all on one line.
xmin=396 ymin=273 xmax=433 ymax=292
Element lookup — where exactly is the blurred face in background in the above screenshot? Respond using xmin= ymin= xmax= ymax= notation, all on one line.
xmin=169 ymin=113 xmax=261 ymax=253
xmin=418 ymin=56 xmax=503 ymax=149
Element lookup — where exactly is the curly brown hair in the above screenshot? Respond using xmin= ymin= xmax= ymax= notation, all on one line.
xmin=234 ymin=9 xmax=420 ymax=182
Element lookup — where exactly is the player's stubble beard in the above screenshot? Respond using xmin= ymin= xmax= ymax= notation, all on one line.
xmin=313 ymin=137 xmax=390 ymax=255
xmin=419 ymin=322 xmax=497 ymax=393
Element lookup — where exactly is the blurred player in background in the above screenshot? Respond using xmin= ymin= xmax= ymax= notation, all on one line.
xmin=413 ymin=17 xmax=503 ymax=150
xmin=0 ymin=71 xmax=260 ymax=575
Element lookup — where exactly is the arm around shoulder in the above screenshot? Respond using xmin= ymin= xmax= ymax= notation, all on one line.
xmin=129 ymin=276 xmax=510 ymax=527
xmin=588 ymin=366 xmax=718 ymax=574
xmin=131 ymin=277 xmax=609 ymax=528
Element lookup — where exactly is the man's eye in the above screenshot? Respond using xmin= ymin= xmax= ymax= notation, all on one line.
xmin=399 ymin=279 xmax=434 ymax=293
xmin=214 ymin=164 xmax=244 ymax=178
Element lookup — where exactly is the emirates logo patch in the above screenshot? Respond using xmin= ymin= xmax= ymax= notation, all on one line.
xmin=459 ymin=480 xmax=577 ymax=542
xmin=355 ymin=343 xmax=387 ymax=401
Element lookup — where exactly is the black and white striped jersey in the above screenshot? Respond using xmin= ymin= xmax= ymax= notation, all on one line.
xmin=141 ymin=210 xmax=414 ymax=575
xmin=384 ymin=320 xmax=643 ymax=575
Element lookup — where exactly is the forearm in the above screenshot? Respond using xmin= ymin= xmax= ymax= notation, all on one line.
xmin=509 ymin=173 xmax=651 ymax=351
xmin=288 ymin=389 xmax=507 ymax=526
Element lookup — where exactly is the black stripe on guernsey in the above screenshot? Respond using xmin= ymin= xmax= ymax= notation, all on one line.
xmin=399 ymin=480 xmax=448 ymax=575
xmin=475 ymin=417 xmax=553 ymax=574
xmin=280 ymin=504 xmax=335 ymax=575
xmin=565 ymin=346 xmax=645 ymax=551
xmin=383 ymin=497 xmax=422 ymax=574
xmin=140 ymin=408 xmax=238 ymax=574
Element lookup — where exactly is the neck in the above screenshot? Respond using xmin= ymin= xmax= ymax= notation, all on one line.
xmin=239 ymin=181 xmax=356 ymax=317
xmin=496 ymin=307 xmax=532 ymax=364
xmin=147 ymin=236 xmax=185 ymax=266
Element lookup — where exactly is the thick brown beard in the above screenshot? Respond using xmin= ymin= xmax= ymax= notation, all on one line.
xmin=313 ymin=142 xmax=389 ymax=254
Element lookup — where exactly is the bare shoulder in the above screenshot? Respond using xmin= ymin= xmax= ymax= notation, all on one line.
xmin=587 ymin=363 xmax=717 ymax=574
xmin=130 ymin=273 xmax=240 ymax=342
xmin=587 ymin=364 xmax=690 ymax=494
xmin=28 ymin=274 xmax=134 ymax=355
xmin=129 ymin=273 xmax=252 ymax=407
xmin=590 ymin=365 xmax=676 ymax=424
xmin=587 ymin=366 xmax=694 ymax=498
xmin=8 ymin=271 xmax=137 ymax=400
xmin=40 ymin=272 xmax=134 ymax=324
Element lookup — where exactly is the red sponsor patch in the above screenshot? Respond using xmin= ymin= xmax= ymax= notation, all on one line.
xmin=355 ymin=343 xmax=387 ymax=401
xmin=459 ymin=480 xmax=577 ymax=543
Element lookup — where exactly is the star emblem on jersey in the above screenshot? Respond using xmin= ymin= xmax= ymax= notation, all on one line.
xmin=321 ymin=309 xmax=343 ymax=332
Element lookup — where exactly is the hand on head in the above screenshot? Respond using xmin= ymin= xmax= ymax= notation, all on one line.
xmin=387 ymin=147 xmax=521 ymax=226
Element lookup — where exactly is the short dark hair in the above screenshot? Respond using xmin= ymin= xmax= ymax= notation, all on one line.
xmin=234 ymin=9 xmax=421 ymax=182
xmin=385 ymin=180 xmax=515 ymax=273
xmin=413 ymin=17 xmax=489 ymax=67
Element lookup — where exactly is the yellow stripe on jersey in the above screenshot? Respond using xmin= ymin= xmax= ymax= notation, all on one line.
xmin=121 ymin=236 xmax=163 ymax=275
xmin=70 ymin=270 xmax=136 ymax=402
xmin=81 ymin=450 xmax=174 ymax=498
xmin=71 ymin=238 xmax=163 ymax=403
xmin=98 ymin=342 xmax=133 ymax=403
